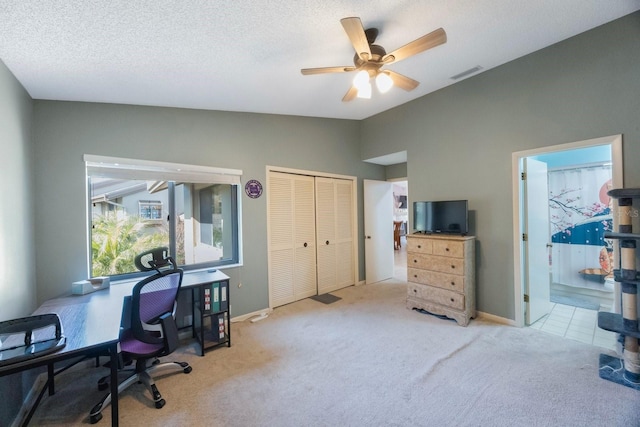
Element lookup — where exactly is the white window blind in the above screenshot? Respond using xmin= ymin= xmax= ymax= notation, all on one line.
xmin=84 ymin=154 xmax=242 ymax=184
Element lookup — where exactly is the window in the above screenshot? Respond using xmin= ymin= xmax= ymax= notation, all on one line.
xmin=86 ymin=155 xmax=242 ymax=278
xmin=139 ymin=200 xmax=163 ymax=220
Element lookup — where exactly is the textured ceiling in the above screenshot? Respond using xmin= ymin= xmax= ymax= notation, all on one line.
xmin=1 ymin=1 xmax=638 ymax=120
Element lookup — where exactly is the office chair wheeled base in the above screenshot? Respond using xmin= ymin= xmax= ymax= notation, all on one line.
xmin=89 ymin=360 xmax=191 ymax=424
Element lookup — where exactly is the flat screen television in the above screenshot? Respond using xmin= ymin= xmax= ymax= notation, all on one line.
xmin=413 ymin=200 xmax=468 ymax=235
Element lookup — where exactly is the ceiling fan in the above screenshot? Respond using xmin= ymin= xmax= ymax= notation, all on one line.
xmin=301 ymin=17 xmax=447 ymax=101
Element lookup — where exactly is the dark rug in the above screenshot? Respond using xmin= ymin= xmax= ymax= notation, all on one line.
xmin=550 ymin=294 xmax=600 ymax=310
xmin=310 ymin=293 xmax=342 ymax=304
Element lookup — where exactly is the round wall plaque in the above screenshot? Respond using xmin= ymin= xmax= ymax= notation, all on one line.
xmin=245 ymin=179 xmax=263 ymax=199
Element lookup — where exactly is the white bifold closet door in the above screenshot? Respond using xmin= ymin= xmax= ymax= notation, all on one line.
xmin=268 ymin=172 xmax=317 ymax=307
xmin=315 ymin=177 xmax=355 ymax=294
xmin=268 ymin=172 xmax=355 ymax=308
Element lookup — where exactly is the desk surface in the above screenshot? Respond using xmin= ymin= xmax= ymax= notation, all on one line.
xmin=1 ymin=269 xmax=229 ymax=374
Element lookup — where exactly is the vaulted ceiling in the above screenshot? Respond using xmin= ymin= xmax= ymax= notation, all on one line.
xmin=1 ymin=1 xmax=638 ymax=120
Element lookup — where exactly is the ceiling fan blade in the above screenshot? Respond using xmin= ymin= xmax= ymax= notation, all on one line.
xmin=386 ymin=70 xmax=420 ymax=91
xmin=383 ymin=28 xmax=446 ymax=64
xmin=301 ymin=66 xmax=356 ymax=75
xmin=340 ymin=17 xmax=371 ymax=61
xmin=342 ymin=86 xmax=358 ymax=102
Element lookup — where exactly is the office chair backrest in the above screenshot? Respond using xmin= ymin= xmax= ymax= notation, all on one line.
xmin=131 ymin=269 xmax=183 ymax=347
xmin=130 ymin=248 xmax=184 ymax=348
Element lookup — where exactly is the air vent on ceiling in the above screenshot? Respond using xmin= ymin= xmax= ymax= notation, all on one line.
xmin=451 ymin=65 xmax=483 ymax=81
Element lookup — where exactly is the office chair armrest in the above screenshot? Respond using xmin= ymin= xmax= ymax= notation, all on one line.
xmin=159 ymin=312 xmax=179 ymax=354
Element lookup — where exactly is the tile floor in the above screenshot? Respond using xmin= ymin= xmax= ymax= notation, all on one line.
xmin=529 ymin=303 xmax=618 ymax=352
xmin=395 ymin=236 xmax=618 ymax=352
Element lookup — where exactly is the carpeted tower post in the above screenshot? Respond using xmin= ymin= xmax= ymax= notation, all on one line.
xmin=597 ymin=188 xmax=640 ymax=389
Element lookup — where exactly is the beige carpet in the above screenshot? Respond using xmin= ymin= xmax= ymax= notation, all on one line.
xmin=27 ymin=279 xmax=639 ymax=426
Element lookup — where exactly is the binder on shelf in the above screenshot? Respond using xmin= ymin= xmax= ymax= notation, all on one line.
xmin=202 ymin=282 xmax=220 ymax=313
xmin=205 ymin=313 xmax=226 ymax=343
xmin=217 ymin=314 xmax=225 ymax=341
xmin=220 ymin=281 xmax=229 ymax=311
xmin=211 ymin=282 xmax=221 ymax=313
xmin=203 ymin=286 xmax=211 ymax=313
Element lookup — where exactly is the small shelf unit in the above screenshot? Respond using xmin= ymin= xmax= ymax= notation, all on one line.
xmin=190 ymin=273 xmax=231 ymax=357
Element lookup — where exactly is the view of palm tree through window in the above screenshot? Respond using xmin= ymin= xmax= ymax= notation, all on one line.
xmin=90 ymin=177 xmax=237 ymax=277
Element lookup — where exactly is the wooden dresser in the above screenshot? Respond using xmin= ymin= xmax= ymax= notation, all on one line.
xmin=406 ymin=234 xmax=476 ymax=326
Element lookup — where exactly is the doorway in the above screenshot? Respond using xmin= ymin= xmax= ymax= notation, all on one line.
xmin=392 ymin=180 xmax=408 ymax=281
xmin=512 ymin=135 xmax=622 ymax=340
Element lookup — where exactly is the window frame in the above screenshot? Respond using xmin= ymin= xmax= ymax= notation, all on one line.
xmin=85 ymin=155 xmax=243 ymax=280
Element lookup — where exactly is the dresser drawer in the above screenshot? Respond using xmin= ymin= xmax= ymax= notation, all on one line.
xmin=408 ymin=268 xmax=464 ymax=293
xmin=407 ymin=238 xmax=432 ymax=254
xmin=407 ymin=283 xmax=465 ymax=310
xmin=432 ymin=240 xmax=464 ymax=258
xmin=408 ymin=253 xmax=465 ymax=275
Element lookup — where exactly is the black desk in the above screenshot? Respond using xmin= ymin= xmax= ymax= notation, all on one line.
xmin=1 ymin=284 xmax=126 ymax=426
xmin=1 ymin=269 xmax=230 ymax=426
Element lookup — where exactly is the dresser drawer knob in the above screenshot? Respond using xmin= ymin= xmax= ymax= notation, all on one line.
xmin=414 ymin=274 xmax=418 ymax=278
xmin=446 ymin=248 xmax=450 ymax=252
xmin=417 ymin=245 xmax=422 ymax=249
xmin=450 ymin=298 xmax=455 ymax=302
xmin=451 ymin=265 xmax=455 ymax=269
xmin=413 ymin=289 xmax=417 ymax=293
xmin=414 ymin=259 xmax=418 ymax=263
xmin=450 ymin=281 xmax=455 ymax=286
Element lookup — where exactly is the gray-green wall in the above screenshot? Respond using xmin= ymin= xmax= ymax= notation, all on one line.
xmin=32 ymin=102 xmax=384 ymax=315
xmin=0 ymin=60 xmax=35 ymax=320
xmin=361 ymin=12 xmax=640 ymax=320
xmin=0 ymin=59 xmax=35 ymax=423
xmin=385 ymin=163 xmax=407 ymax=180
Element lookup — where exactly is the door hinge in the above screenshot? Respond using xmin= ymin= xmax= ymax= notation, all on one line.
xmin=521 ymin=172 xmax=526 ymax=180
xmin=524 ymin=294 xmax=530 ymax=303
xmin=522 ymin=233 xmax=527 ymax=242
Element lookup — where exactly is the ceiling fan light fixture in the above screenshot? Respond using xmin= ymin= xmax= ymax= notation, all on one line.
xmin=353 ymin=70 xmax=370 ymax=90
xmin=356 ymin=82 xmax=372 ymax=99
xmin=375 ymin=72 xmax=393 ymax=93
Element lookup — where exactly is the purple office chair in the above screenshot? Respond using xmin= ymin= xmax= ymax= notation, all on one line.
xmin=89 ymin=247 xmax=192 ymax=424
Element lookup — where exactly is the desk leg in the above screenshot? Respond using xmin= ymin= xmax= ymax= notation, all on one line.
xmin=191 ymin=288 xmax=196 ymax=339
xmin=109 ymin=343 xmax=119 ymax=427
xmin=47 ymin=363 xmax=55 ymax=395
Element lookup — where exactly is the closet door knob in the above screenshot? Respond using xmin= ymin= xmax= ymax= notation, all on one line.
xmin=326 ymin=240 xmax=330 ymax=245
xmin=303 ymin=242 xmax=308 ymax=247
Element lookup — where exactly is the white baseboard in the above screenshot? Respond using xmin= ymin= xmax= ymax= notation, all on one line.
xmin=231 ymin=307 xmax=273 ymax=323
xmin=11 ymin=372 xmax=47 ymax=427
xmin=476 ymin=311 xmax=517 ymax=327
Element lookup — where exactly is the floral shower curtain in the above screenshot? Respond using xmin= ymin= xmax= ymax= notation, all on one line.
xmin=549 ymin=164 xmax=613 ymax=287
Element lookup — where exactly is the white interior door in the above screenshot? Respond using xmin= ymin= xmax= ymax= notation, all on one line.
xmin=364 ymin=179 xmax=394 ymax=284
xmin=523 ymin=158 xmax=552 ymax=325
